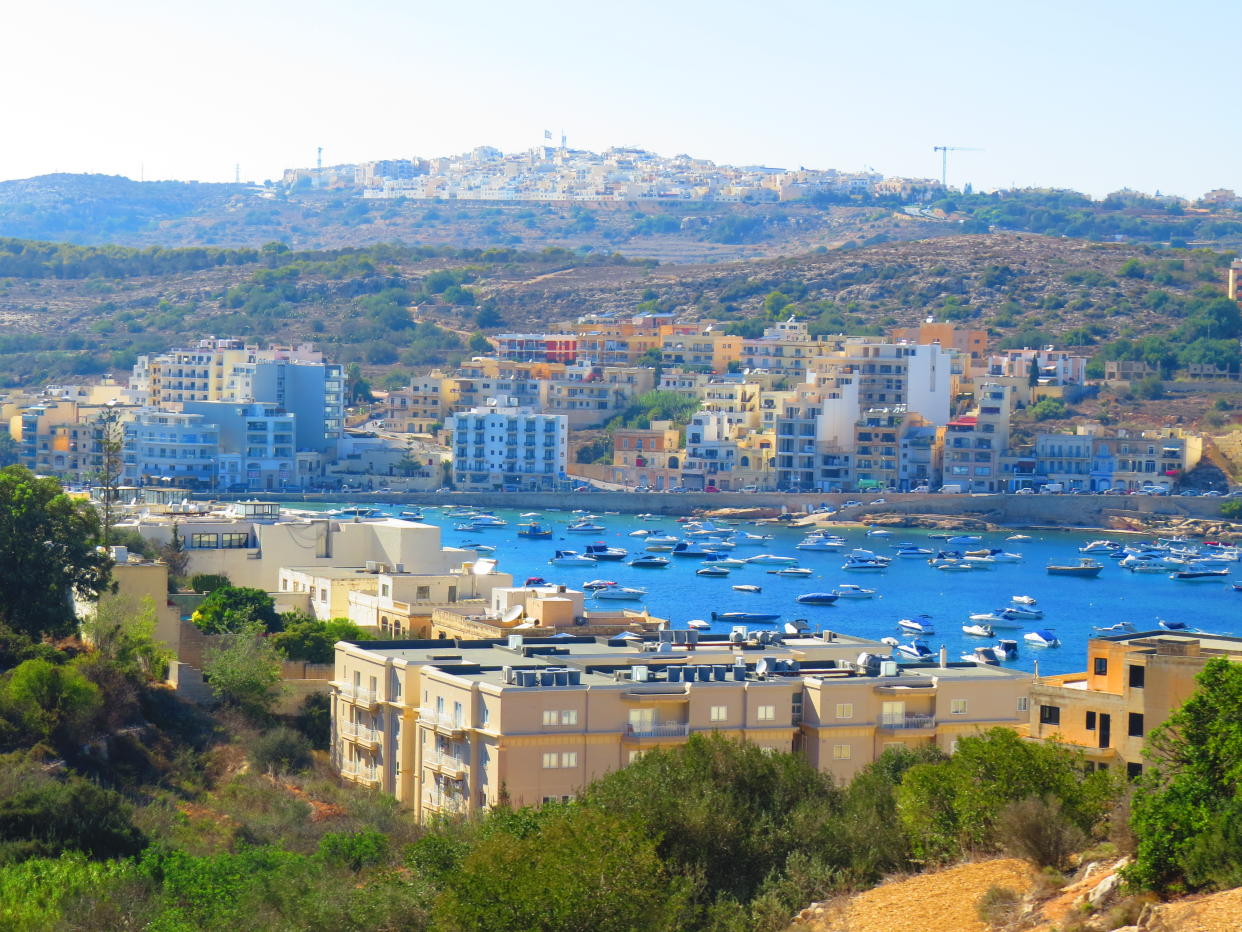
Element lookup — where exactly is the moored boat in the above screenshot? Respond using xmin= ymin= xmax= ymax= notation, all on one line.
xmin=962 ymin=623 xmax=995 ymax=637
xmin=593 ymin=586 xmax=646 ymax=601
xmin=584 ymin=542 xmax=627 ymax=561
xmin=732 ymin=584 xmax=762 ymax=593
xmin=832 ymin=584 xmax=875 ymax=599
xmin=1047 ymin=558 xmax=1103 ymax=578
xmin=796 ymin=592 xmax=839 ymax=605
xmin=629 ymin=555 xmax=669 ymax=568
xmin=549 ymin=549 xmax=596 ymax=566
xmin=897 ymin=615 xmax=935 ymax=635
xmin=711 ymin=611 xmax=781 ymax=623
xmin=696 ymin=565 xmax=731 ymax=577
xmin=516 ymin=522 xmax=553 ymax=539
xmin=1024 ymin=628 xmax=1061 ymax=648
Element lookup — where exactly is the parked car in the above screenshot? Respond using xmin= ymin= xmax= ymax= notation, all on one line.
xmin=704 ymin=485 xmax=720 ymax=493
xmin=1014 ymin=488 xmax=1035 ymax=495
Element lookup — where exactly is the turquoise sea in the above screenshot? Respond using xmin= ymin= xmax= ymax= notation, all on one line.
xmin=308 ymin=503 xmax=1240 ymax=678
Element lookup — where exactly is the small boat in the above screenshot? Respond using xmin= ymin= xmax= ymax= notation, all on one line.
xmin=1233 ymin=583 xmax=1242 ymax=593
xmin=948 ymin=535 xmax=983 ymax=545
xmin=1047 ymin=558 xmax=1103 ymax=578
xmin=711 ymin=611 xmax=781 ymax=624
xmin=399 ymin=510 xmax=424 ymax=521
xmin=1170 ymin=567 xmax=1230 ymax=582
xmin=703 ymin=539 xmax=736 ymax=551
xmin=1093 ymin=622 xmax=1136 ymax=634
xmin=893 ymin=545 xmax=935 ymax=558
xmin=734 ymin=533 xmax=773 ymax=547
xmin=629 ymin=556 xmax=669 ymax=568
xmin=1011 ymin=595 xmax=1037 ymax=606
xmin=454 ymin=523 xmax=478 ymax=532
xmin=584 ymin=542 xmax=627 ymax=562
xmin=645 ymin=543 xmax=675 ymax=553
xmin=523 ymin=576 xmax=547 ymax=587
xmin=898 ymin=615 xmax=935 ymax=635
xmin=714 ymin=558 xmax=748 ymax=569
xmin=581 ymin=579 xmax=616 ymax=591
xmin=797 ymin=535 xmax=845 ymax=552
xmin=335 ymin=506 xmax=382 ymax=518
xmin=671 ymin=541 xmax=711 ymax=558
xmin=697 ymin=565 xmax=731 ymax=577
xmin=881 ymin=636 xmax=900 ymax=648
xmin=999 ymin=605 xmax=1043 ymax=621
xmin=470 ymin=544 xmax=497 ymax=553
xmin=520 ymin=512 xmax=541 ymax=518
xmin=966 ymin=548 xmax=1023 ymax=563
xmin=1158 ymin=618 xmax=1196 ymax=631
xmin=832 ymin=584 xmax=875 ymax=599
xmin=1024 ymin=629 xmax=1061 ymax=648
xmin=1080 ymin=540 xmax=1120 ymax=554
xmin=645 ymin=535 xmax=679 ymax=546
xmin=746 ymin=554 xmax=800 ymax=566
xmin=566 ymin=521 xmax=606 ymax=534
xmin=687 ymin=619 xmax=712 ymax=630
xmin=1126 ymin=559 xmax=1169 ymax=574
xmin=629 ymin=529 xmax=651 ymax=538
xmin=549 ymin=550 xmax=597 ymax=566
xmin=896 ymin=640 xmax=934 ymax=660
xmin=732 ymin=584 xmax=762 ymax=593
xmin=962 ymin=645 xmax=1003 ymax=665
xmin=796 ymin=592 xmax=839 ymax=605
xmin=594 ymin=586 xmax=646 ymax=601
xmin=1006 ymin=534 xmax=1032 ymax=542
xmin=963 ymin=555 xmax=998 ymax=569
xmin=930 ymin=558 xmax=973 ymax=572
xmin=772 ymin=567 xmax=813 ymax=577
xmin=995 ymin=639 xmax=1020 ymax=660
xmin=470 ymin=514 xmax=506 ymax=528
xmin=784 ymin=619 xmax=811 ymax=635
xmin=866 ymin=527 xmax=893 ymax=537
xmin=962 ymin=623 xmax=995 ymax=638
xmin=516 ymin=522 xmax=553 ymax=539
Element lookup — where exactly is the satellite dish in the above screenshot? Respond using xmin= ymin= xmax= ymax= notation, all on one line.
xmin=473 ymin=558 xmax=497 ymax=575
xmin=501 ymin=605 xmax=524 ymax=624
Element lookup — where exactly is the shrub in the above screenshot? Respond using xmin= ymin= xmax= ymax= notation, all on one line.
xmin=1220 ymin=500 xmax=1242 ymax=520
xmin=318 ymin=829 xmax=389 ymax=871
xmin=0 ymin=778 xmax=146 ymax=862
xmin=995 ymin=795 xmax=1087 ymax=870
xmin=248 ymin=726 xmax=311 ymax=776
xmin=202 ymin=621 xmax=283 ymax=718
xmin=190 ymin=574 xmax=231 ymax=594
xmin=294 ymin=692 xmax=330 ymax=749
xmin=976 ymin=885 xmax=1021 ymax=928
xmin=192 ymin=586 xmax=282 ymax=634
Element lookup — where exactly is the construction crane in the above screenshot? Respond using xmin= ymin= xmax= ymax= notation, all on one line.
xmin=933 ymin=145 xmax=982 ymax=189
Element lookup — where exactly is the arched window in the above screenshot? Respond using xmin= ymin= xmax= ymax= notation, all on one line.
xmin=667 ymin=456 xmax=680 ymax=469
xmin=740 ymin=456 xmax=750 ymax=468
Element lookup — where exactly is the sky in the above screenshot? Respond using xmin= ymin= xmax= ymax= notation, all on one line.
xmin=2 ymin=0 xmax=1237 ymax=198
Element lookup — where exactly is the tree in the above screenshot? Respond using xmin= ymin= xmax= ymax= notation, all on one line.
xmin=191 ymin=586 xmax=282 ymax=634
xmin=0 ymin=434 xmax=17 ymax=469
xmin=248 ymin=726 xmax=312 ymax=776
xmin=156 ymin=522 xmax=189 ymax=583
xmin=1 ymin=659 xmax=101 ymax=744
xmin=1127 ymin=658 xmax=1242 ymax=891
xmin=201 ymin=620 xmax=283 ymax=717
xmin=467 ymin=332 xmax=491 ymax=354
xmin=270 ymin=615 xmax=373 ymax=664
xmin=1030 ymin=397 xmax=1068 ymax=421
xmin=0 ymin=778 xmax=146 ymax=862
xmin=1027 ymin=357 xmax=1040 ymax=387
xmin=92 ymin=407 xmax=125 ymax=547
xmin=79 ymin=595 xmax=171 ymax=680
xmin=0 ymin=467 xmax=112 ymax=641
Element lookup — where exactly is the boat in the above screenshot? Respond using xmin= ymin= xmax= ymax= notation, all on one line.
xmin=746 ymin=553 xmax=800 ymax=566
xmin=523 ymin=576 xmax=546 ymax=587
xmin=1006 ymin=534 xmax=1033 ymax=542
xmin=832 ymin=584 xmax=875 ymax=599
xmin=594 ymin=586 xmax=647 ymax=601
xmin=703 ymin=539 xmax=736 ymax=550
xmin=468 ymin=544 xmax=496 ymax=553
xmin=548 ymin=550 xmax=597 ymax=566
xmin=797 ymin=536 xmax=845 ymax=552
xmin=469 ymin=514 xmax=507 ymax=528
xmin=671 ymin=541 xmax=711 ymax=558
xmin=1170 ymin=567 xmax=1230 ymax=582
xmin=1047 ymin=558 xmax=1103 ymax=578
xmin=581 ymin=579 xmax=616 ymax=591
xmin=1093 ymin=622 xmax=1136 ymax=634
xmin=999 ymin=605 xmax=1043 ymax=621
xmin=930 ymin=558 xmax=973 ymax=572
xmin=966 ymin=547 xmax=1023 ymax=563
xmin=1024 ymin=629 xmax=1061 ymax=648
xmin=696 ymin=565 xmax=731 ymax=577
xmin=772 ymin=567 xmax=813 ymax=577
xmin=334 ymin=506 xmax=382 ymax=518
xmin=566 ymin=521 xmax=606 ymax=534
xmin=629 ymin=556 xmax=669 ymax=568
xmin=584 ymin=542 xmax=627 ymax=562
xmin=711 ymin=611 xmax=780 ymax=624
xmin=967 ymin=611 xmax=1023 ymax=629
xmin=687 ymin=619 xmax=712 ymax=630
xmin=644 ymin=543 xmax=675 ymax=553
xmin=732 ymin=584 xmax=762 ymax=593
xmin=1158 ymin=618 xmax=1196 ymax=631
xmin=893 ymin=545 xmax=935 ymax=558
xmin=947 ymin=535 xmax=983 ymax=545
xmin=645 ymin=535 xmax=679 ymax=546
xmin=628 ymin=529 xmax=651 ymax=538
xmin=520 ymin=512 xmax=541 ymax=518
xmin=866 ymin=527 xmax=893 ymax=537
xmin=881 ymin=636 xmax=900 ymax=648
xmin=796 ymin=592 xmax=839 ymax=605
xmin=714 ymin=558 xmax=748 ymax=569
xmin=399 ymin=509 xmax=424 ymax=521
xmin=1079 ymin=540 xmax=1120 ymax=554
xmin=962 ymin=646 xmax=1003 ymax=665
xmin=1125 ymin=558 xmax=1169 ymax=574
xmin=1011 ymin=595 xmax=1037 ymax=606
xmin=843 ymin=556 xmax=889 ymax=571
xmin=896 ymin=640 xmax=934 ymax=660
xmin=453 ymin=523 xmax=477 ymax=532
xmin=962 ymin=623 xmax=995 ymax=637
xmin=516 ymin=522 xmax=553 ymax=539
xmin=784 ymin=619 xmax=811 ymax=635
xmin=897 ymin=615 xmax=935 ymax=635
xmin=995 ymin=639 xmax=1020 ymax=660
xmin=1234 ymin=584 xmax=1242 ymax=593
xmin=734 ymin=532 xmax=773 ymax=546
xmin=962 ymin=555 xmax=998 ymax=569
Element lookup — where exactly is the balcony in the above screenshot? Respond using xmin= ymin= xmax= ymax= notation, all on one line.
xmin=339 ymin=760 xmax=381 ymax=786
xmin=418 ymin=708 xmax=469 ymax=735
xmin=878 ymin=713 xmax=936 ymax=730
xmin=624 ymin=722 xmax=690 ymax=739
xmin=336 ymin=684 xmax=380 ymax=708
xmin=422 ymin=790 xmax=467 ymax=814
xmin=340 ymin=721 xmax=382 ymax=748
xmin=424 ymin=750 xmax=469 ymax=778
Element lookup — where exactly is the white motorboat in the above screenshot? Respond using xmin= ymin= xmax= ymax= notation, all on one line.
xmin=645 ymin=542 xmax=675 ymax=553
xmin=696 ymin=565 xmax=731 ymax=577
xmin=470 ymin=514 xmax=507 ymax=528
xmin=881 ymin=636 xmax=900 ymax=648
xmin=866 ymin=527 xmax=893 ymax=537
xmin=995 ymin=639 xmax=1020 ymax=660
xmin=962 ymin=646 xmax=1003 ymax=665
xmin=1011 ymin=595 xmax=1037 ymax=606
xmin=594 ymin=587 xmax=647 ymax=601
xmin=966 ymin=548 xmax=1022 ymax=563
xmin=629 ymin=529 xmax=651 ymax=537
xmin=893 ymin=545 xmax=935 ymax=558
xmin=1024 ymin=629 xmax=1061 ymax=648
xmin=1170 ymin=567 xmax=1230 ymax=582
xmin=581 ymin=579 xmax=616 ymax=591
xmin=797 ymin=537 xmax=845 ymax=552
xmin=948 ymin=535 xmax=983 ymax=545
xmin=712 ymin=558 xmax=747 ymax=569
xmin=772 ymin=567 xmax=813 ymax=577
xmin=1125 ymin=558 xmax=1169 ymax=574
xmin=746 ymin=554 xmax=800 ymax=566
xmin=732 ymin=584 xmax=762 ymax=593
xmin=1093 ymin=622 xmax=1136 ymax=634
xmin=843 ymin=557 xmax=888 ymax=572
xmin=898 ymin=615 xmax=935 ymax=635
xmin=703 ymin=539 xmax=736 ymax=550
xmin=671 ymin=541 xmax=712 ymax=558
xmin=1006 ymin=534 xmax=1033 ymax=542
xmin=896 ymin=640 xmax=934 ymax=660
xmin=584 ymin=543 xmax=628 ymax=561
xmin=520 ymin=512 xmax=541 ymax=518
xmin=1079 ymin=540 xmax=1120 ymax=554
xmin=567 ymin=521 xmax=606 ymax=534
xmin=687 ymin=618 xmax=712 ymax=630
xmin=968 ymin=611 xmax=1023 ymax=629
xmin=962 ymin=555 xmax=998 ymax=569
xmin=999 ymin=605 xmax=1043 ymax=621
xmin=930 ymin=558 xmax=973 ymax=572
xmin=548 ymin=550 xmax=597 ymax=567
xmin=734 ymin=532 xmax=773 ymax=546
xmin=832 ymin=584 xmax=875 ymax=599
xmin=645 ymin=535 xmax=679 ymax=546
xmin=962 ymin=623 xmax=995 ymax=638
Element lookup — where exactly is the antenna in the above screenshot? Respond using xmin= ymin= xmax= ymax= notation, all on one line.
xmin=932 ymin=145 xmax=983 ymax=188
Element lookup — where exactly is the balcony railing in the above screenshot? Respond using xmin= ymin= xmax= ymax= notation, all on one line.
xmin=424 ymin=750 xmax=468 ymax=773
xmin=624 ymin=722 xmax=690 ymax=738
xmin=878 ymin=713 xmax=936 ymax=729
xmin=423 ymin=790 xmax=466 ymax=812
xmin=338 ymin=685 xmax=378 ymax=705
xmin=418 ymin=709 xmax=468 ymax=732
xmin=340 ymin=722 xmax=382 ymax=744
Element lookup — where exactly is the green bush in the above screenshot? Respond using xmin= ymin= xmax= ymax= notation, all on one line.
xmin=976 ymin=885 xmax=1021 ymax=927
xmin=318 ymin=830 xmax=389 ymax=871
xmin=269 ymin=616 xmax=373 ymax=664
xmin=294 ymin=692 xmax=331 ymax=750
xmin=1220 ymin=500 xmax=1242 ymax=520
xmin=190 ymin=574 xmax=231 ymax=594
xmin=192 ymin=586 xmax=282 ymax=634
xmin=0 ymin=778 xmax=146 ymax=863
xmin=248 ymin=727 xmax=311 ymax=776
xmin=995 ymin=795 xmax=1087 ymax=870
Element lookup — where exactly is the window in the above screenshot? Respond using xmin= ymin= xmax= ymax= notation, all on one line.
xmin=709 ymin=705 xmax=727 ymax=722
xmin=1086 ymin=711 xmax=1096 ymax=731
xmin=542 ymin=752 xmax=559 ymax=769
xmin=190 ymin=532 xmax=218 ymax=549
xmin=1128 ymin=665 xmax=1145 ymax=689
xmin=756 ymin=705 xmax=775 ymax=722
xmin=220 ymin=532 xmax=249 ymax=549
xmin=1016 ymin=697 xmax=1029 ymax=713
xmin=416 ymin=586 xmax=431 ymax=600
xmin=561 ymin=751 xmax=577 ymax=768
xmin=479 ymin=704 xmax=489 ymax=728
xmin=561 ymin=709 xmax=578 ymax=726
xmin=950 ymin=699 xmax=968 ymax=715
xmin=1128 ymin=713 xmax=1144 ymax=737
xmin=380 ymin=584 xmax=390 ymax=598
xmin=835 ymin=702 xmax=854 ymax=720
xmin=1093 ymin=657 xmax=1108 ymax=676
xmin=832 ymin=744 xmax=852 ymax=760
xmin=1039 ymin=704 xmax=1061 ymax=726
xmin=543 ymin=710 xmax=558 ymax=726
xmin=1127 ymin=762 xmax=1144 ymax=779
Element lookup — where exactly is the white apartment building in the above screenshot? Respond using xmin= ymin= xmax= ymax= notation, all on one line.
xmin=123 ymin=409 xmax=220 ymax=488
xmin=446 ymin=402 xmax=568 ymax=491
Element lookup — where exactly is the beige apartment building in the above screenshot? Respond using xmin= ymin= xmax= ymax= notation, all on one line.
xmin=333 ymin=633 xmax=1030 ymax=819
xmin=1027 ymin=630 xmax=1242 ymax=778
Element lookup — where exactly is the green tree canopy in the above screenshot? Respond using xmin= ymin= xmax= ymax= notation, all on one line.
xmin=191 ymin=586 xmax=281 ymax=635
xmin=201 ymin=620 xmax=284 ymax=718
xmin=270 ymin=615 xmax=373 ymax=665
xmin=0 ymin=466 xmax=112 ymax=640
xmin=1 ymin=659 xmax=101 ymax=744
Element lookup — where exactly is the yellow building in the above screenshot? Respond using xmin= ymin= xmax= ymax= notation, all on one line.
xmin=1027 ymin=630 xmax=1242 ymax=778
xmin=381 ymin=372 xmax=458 ymax=434
xmin=660 ymin=330 xmax=742 ymax=373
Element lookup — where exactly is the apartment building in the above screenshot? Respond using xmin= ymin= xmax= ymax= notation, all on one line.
xmin=660 ymin=330 xmax=742 ymax=373
xmin=128 ymin=338 xmax=252 ymax=405
xmin=983 ymin=347 xmax=1089 ymax=404
xmin=942 ymin=382 xmax=1013 ymax=493
xmin=495 ymin=333 xmax=579 ymax=363
xmin=123 ymin=409 xmax=221 ymax=488
xmin=681 ymin=412 xmax=770 ymax=490
xmin=740 ymin=317 xmax=830 ymax=376
xmin=381 ymin=372 xmax=457 ymax=434
xmin=810 ymin=339 xmax=954 ymax=427
xmin=611 ymin=421 xmax=683 ymax=490
xmin=539 ymin=362 xmax=655 ymax=428
xmin=890 ymin=322 xmax=989 ymax=376
xmin=445 ymin=403 xmax=568 ymax=490
xmin=1027 ymin=630 xmax=1242 ymax=777
xmin=774 ymin=380 xmax=860 ymax=491
xmin=332 ymin=632 xmax=1029 ymax=818
xmin=182 ymin=401 xmax=295 ymax=491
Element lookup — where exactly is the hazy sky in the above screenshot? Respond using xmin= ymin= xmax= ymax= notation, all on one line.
xmin=3 ymin=0 xmax=1237 ymax=197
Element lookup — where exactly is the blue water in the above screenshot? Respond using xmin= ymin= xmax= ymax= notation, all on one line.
xmin=310 ymin=503 xmax=1241 ymax=677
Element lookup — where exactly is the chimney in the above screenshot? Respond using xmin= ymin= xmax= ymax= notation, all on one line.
xmin=938 ymin=645 xmax=947 ymax=669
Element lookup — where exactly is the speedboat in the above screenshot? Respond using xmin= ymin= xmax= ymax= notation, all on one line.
xmin=898 ymin=615 xmax=935 ymax=635
xmin=896 ymin=640 xmax=934 ymax=660
xmin=784 ymin=619 xmax=811 ymax=635
xmin=523 ymin=576 xmax=547 ymax=587
xmin=797 ymin=536 xmax=845 ymax=552
xmin=962 ymin=555 xmax=997 ymax=569
xmin=844 ymin=557 xmax=889 ymax=572
xmin=584 ymin=542 xmax=627 ymax=562
xmin=567 ymin=521 xmax=606 ymax=534
xmin=967 ymin=611 xmax=1023 ymax=629
xmin=771 ymin=567 xmax=813 ymax=577
xmin=399 ymin=509 xmax=424 ymax=521
xmin=594 ymin=586 xmax=646 ymax=601
xmin=334 ymin=506 xmax=382 ymax=518
xmin=697 ymin=565 xmax=731 ymax=577
xmin=645 ymin=535 xmax=679 ymax=546
xmin=629 ymin=529 xmax=651 ymax=538
xmin=962 ymin=623 xmax=995 ymax=638
xmin=967 ymin=548 xmax=1023 ymax=563
xmin=703 ymin=539 xmax=736 ymax=551
xmin=671 ymin=541 xmax=711 ymax=558
xmin=948 ymin=535 xmax=983 ymax=546
xmin=714 ymin=558 xmax=748 ymax=569
xmin=962 ymin=645 xmax=1003 ymax=665
xmin=1158 ymin=618 xmax=1196 ymax=631
xmin=732 ymin=584 xmax=762 ymax=593
xmin=930 ymin=558 xmax=973 ymax=572
xmin=995 ymin=639 xmax=1020 ymax=660
xmin=796 ymin=592 xmax=839 ymax=605
xmin=629 ymin=556 xmax=669 ymax=568
xmin=549 ymin=550 xmax=597 ymax=566
xmin=866 ymin=527 xmax=892 ymax=537
xmin=832 ymin=584 xmax=875 ymax=599
xmin=1047 ymin=558 xmax=1103 ymax=578
xmin=1080 ymin=540 xmax=1120 ymax=554
xmin=734 ymin=532 xmax=773 ymax=547
xmin=999 ymin=605 xmax=1043 ymax=621
xmin=516 ymin=522 xmax=553 ymax=539
xmin=893 ymin=545 xmax=935 ymax=558
xmin=466 ymin=544 xmax=496 ymax=553
xmin=519 ymin=512 xmax=541 ymax=518
xmin=1024 ymin=629 xmax=1061 ymax=648
xmin=1093 ymin=622 xmax=1136 ymax=634
xmin=687 ymin=618 xmax=712 ymax=630
xmin=1011 ymin=595 xmax=1037 ymax=606
xmin=1170 ymin=567 xmax=1230 ymax=582
xmin=1125 ymin=559 xmax=1169 ymax=574
xmin=1006 ymin=534 xmax=1033 ymax=542
xmin=581 ymin=579 xmax=616 ymax=591
xmin=644 ymin=542 xmax=675 ymax=552
xmin=746 ymin=554 xmax=800 ymax=566
xmin=470 ymin=514 xmax=506 ymax=528
xmin=881 ymin=636 xmax=900 ymax=648
xmin=711 ymin=611 xmax=781 ymax=624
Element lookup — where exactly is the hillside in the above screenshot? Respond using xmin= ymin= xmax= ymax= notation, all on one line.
xmin=0 ymin=233 xmax=1234 ymax=387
